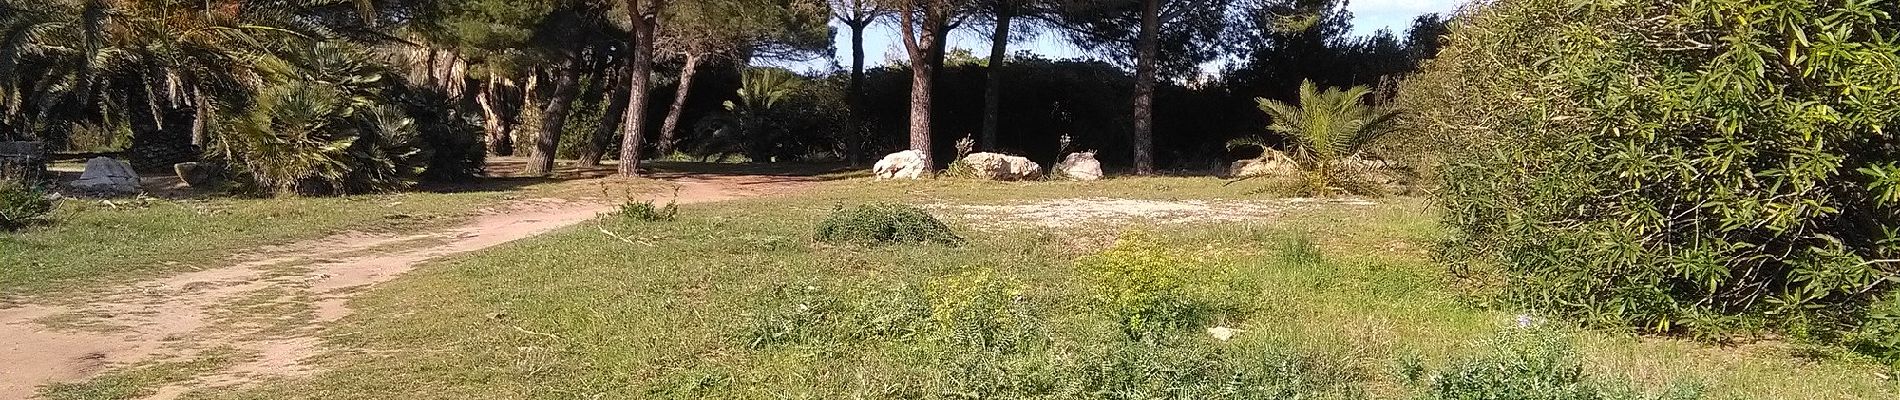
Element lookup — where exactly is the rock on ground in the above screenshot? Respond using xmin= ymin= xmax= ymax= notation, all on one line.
xmin=1230 ymin=149 xmax=1300 ymax=179
xmin=70 ymin=157 xmax=140 ymax=194
xmin=873 ymin=150 xmax=929 ymax=180
xmin=1054 ymin=151 xmax=1104 ymax=181
xmin=959 ymin=152 xmax=1043 ymax=181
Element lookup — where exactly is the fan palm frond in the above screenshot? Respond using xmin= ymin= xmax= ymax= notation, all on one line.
xmin=1244 ymin=79 xmax=1402 ymax=195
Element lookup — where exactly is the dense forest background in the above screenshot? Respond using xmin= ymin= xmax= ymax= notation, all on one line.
xmin=1 ymin=0 xmax=1446 ymax=175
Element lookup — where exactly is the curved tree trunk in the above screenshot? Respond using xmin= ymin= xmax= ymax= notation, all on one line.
xmin=900 ymin=6 xmax=947 ymax=172
xmin=656 ymin=53 xmax=702 ymax=156
xmin=1131 ymin=0 xmax=1159 ymax=175
xmin=524 ymin=61 xmax=582 ymax=177
xmin=580 ymin=68 xmax=630 ymax=168
xmin=980 ymin=5 xmax=1012 ymax=151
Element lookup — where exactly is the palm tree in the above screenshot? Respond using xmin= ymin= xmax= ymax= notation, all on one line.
xmin=0 ymin=0 xmax=299 ymax=170
xmin=715 ymin=67 xmax=800 ymax=161
xmin=1247 ymin=79 xmax=1400 ymax=195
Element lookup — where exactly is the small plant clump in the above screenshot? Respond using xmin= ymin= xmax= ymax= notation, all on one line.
xmin=0 ymin=177 xmax=54 ymax=230
xmin=617 ymin=199 xmax=678 ymax=222
xmin=814 ymin=203 xmax=961 ymax=246
xmin=1421 ymin=329 xmax=1705 ymax=400
xmin=1077 ymin=232 xmax=1206 ymax=340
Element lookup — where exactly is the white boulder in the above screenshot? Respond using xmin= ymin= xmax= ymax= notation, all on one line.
xmin=70 ymin=157 xmax=140 ymax=194
xmin=872 ymin=150 xmax=929 ymax=180
xmin=1053 ymin=151 xmax=1104 ymax=181
xmin=959 ymin=152 xmax=1042 ymax=181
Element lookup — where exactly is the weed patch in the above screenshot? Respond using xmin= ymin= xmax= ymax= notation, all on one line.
xmin=616 ymin=198 xmax=679 ymax=222
xmin=1421 ymin=329 xmax=1705 ymax=400
xmin=814 ymin=203 xmax=961 ymax=246
xmin=0 ymin=177 xmax=53 ymax=230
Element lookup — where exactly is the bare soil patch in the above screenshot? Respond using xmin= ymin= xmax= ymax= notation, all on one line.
xmin=932 ymin=197 xmax=1378 ymax=229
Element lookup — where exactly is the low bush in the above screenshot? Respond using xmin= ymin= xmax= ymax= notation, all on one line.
xmin=1077 ymin=233 xmax=1209 ymax=341
xmin=0 ymin=177 xmax=53 ymax=230
xmin=924 ymin=269 xmax=1045 ymax=351
xmin=616 ymin=199 xmax=678 ymax=222
xmin=1422 ymin=330 xmax=1704 ymax=400
xmin=813 ymin=203 xmax=961 ymax=246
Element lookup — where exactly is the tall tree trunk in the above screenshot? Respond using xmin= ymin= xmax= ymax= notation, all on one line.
xmin=479 ymin=74 xmax=514 ymax=156
xmin=513 ymin=71 xmax=542 ymax=158
xmin=846 ymin=20 xmax=870 ymax=165
xmin=1131 ymin=0 xmax=1160 ymax=175
xmin=900 ymin=9 xmax=940 ymax=170
xmin=580 ymin=68 xmax=630 ymax=168
xmin=908 ymin=64 xmax=935 ymax=169
xmin=524 ymin=61 xmax=582 ymax=177
xmin=619 ymin=0 xmax=665 ymax=177
xmin=190 ymin=86 xmax=210 ymax=147
xmin=656 ymin=53 xmax=702 ymax=156
xmin=980 ymin=5 xmax=1013 ymax=151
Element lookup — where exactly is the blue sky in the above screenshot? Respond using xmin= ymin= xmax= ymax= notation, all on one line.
xmin=769 ymin=0 xmax=1468 ymax=72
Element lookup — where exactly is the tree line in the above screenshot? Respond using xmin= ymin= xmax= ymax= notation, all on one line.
xmin=1 ymin=0 xmax=1445 ymax=192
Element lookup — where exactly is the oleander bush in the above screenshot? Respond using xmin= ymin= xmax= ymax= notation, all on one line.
xmin=1398 ymin=0 xmax=1900 ymax=350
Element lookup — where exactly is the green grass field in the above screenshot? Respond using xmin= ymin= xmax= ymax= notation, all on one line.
xmin=123 ymin=178 xmax=1893 ymax=400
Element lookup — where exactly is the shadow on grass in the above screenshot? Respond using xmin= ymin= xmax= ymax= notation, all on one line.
xmin=38 ymin=155 xmax=867 ymax=197
xmin=420 ymin=158 xmax=864 ymax=194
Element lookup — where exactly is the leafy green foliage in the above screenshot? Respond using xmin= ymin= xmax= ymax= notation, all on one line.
xmin=1421 ymin=330 xmax=1705 ymax=400
xmin=0 ymin=176 xmax=51 ymax=230
xmin=617 ymin=198 xmax=679 ymax=222
xmin=1243 ymin=79 xmax=1400 ymax=195
xmin=1847 ymin=294 xmax=1900 ymax=367
xmin=210 ymin=43 xmax=449 ymax=195
xmin=1401 ymin=0 xmax=1900 ymax=349
xmin=813 ymin=203 xmax=962 ymax=246
xmin=212 ymin=83 xmax=419 ymax=195
xmin=1077 ymin=232 xmax=1208 ymax=340
xmin=923 ymin=268 xmax=1044 ymax=351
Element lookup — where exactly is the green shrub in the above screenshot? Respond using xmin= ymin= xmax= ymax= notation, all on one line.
xmin=924 ymin=269 xmax=1045 ymax=351
xmin=1242 ymin=80 xmax=1402 ymax=196
xmin=1077 ymin=232 xmax=1206 ymax=340
xmin=1847 ymin=294 xmax=1900 ymax=367
xmin=1401 ymin=0 xmax=1900 ymax=342
xmin=813 ymin=203 xmax=961 ymax=246
xmin=1422 ymin=330 xmax=1703 ymax=400
xmin=209 ymin=42 xmax=438 ymax=195
xmin=0 ymin=178 xmax=53 ymax=230
xmin=616 ymin=199 xmax=678 ymax=222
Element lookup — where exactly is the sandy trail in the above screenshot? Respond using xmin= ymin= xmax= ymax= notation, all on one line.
xmin=0 ymin=173 xmax=817 ymax=399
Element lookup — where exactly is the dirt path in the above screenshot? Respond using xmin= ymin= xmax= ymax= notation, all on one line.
xmin=0 ymin=173 xmax=819 ymax=399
